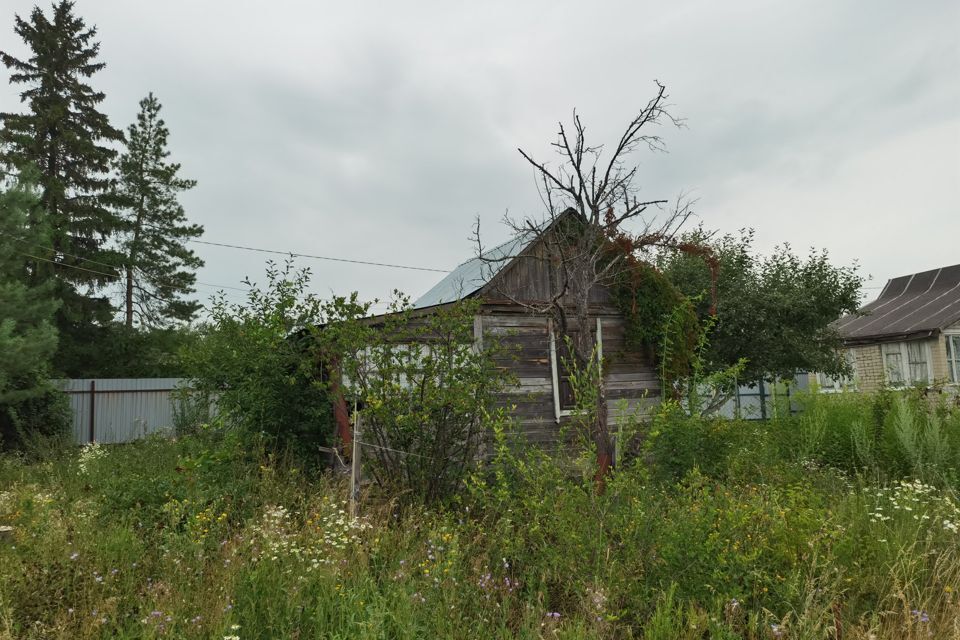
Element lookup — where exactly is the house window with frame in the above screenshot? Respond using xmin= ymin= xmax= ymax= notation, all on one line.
xmin=946 ymin=334 xmax=960 ymax=383
xmin=907 ymin=341 xmax=929 ymax=383
xmin=816 ymin=351 xmax=856 ymax=392
xmin=549 ymin=319 xmax=602 ymax=419
xmin=881 ymin=341 xmax=930 ymax=387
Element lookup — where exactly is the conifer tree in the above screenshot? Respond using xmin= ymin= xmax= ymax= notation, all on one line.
xmin=0 ymin=1 xmax=124 ymax=366
xmin=0 ymin=171 xmax=59 ymax=401
xmin=115 ymin=93 xmax=203 ymax=328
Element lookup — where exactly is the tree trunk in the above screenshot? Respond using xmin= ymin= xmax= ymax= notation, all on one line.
xmin=125 ymin=194 xmax=146 ymax=328
xmin=572 ymin=283 xmax=613 ymax=494
xmin=593 ymin=384 xmax=612 ymax=494
xmin=125 ymin=265 xmax=134 ymax=328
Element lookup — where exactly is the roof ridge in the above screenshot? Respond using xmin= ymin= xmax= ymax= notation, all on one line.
xmin=450 ymin=221 xmax=547 ymax=268
xmin=451 ymin=234 xmax=522 ymax=268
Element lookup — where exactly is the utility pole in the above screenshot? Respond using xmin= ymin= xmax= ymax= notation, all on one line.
xmin=349 ymin=402 xmax=361 ymax=519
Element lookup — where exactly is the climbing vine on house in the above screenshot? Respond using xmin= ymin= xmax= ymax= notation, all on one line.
xmin=603 ymin=234 xmax=717 ymax=396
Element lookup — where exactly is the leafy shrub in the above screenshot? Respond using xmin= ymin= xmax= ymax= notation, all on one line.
xmin=341 ymin=297 xmax=510 ymax=503
xmin=643 ymin=399 xmax=773 ymax=483
xmin=0 ymin=379 xmax=72 ymax=453
xmin=183 ymin=261 xmax=509 ymax=501
xmin=181 ymin=261 xmax=349 ymax=456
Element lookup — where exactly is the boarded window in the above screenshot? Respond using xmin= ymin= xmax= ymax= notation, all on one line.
xmin=881 ymin=343 xmax=905 ymax=386
xmin=556 ymin=335 xmax=577 ymax=411
xmin=551 ymin=322 xmax=600 ymax=415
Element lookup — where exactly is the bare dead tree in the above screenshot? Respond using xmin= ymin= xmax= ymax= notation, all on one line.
xmin=475 ymin=82 xmax=699 ymax=492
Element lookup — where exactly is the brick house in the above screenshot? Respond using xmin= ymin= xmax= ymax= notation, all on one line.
xmin=827 ymin=264 xmax=960 ymax=392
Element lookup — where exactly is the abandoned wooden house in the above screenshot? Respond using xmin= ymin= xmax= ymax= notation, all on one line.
xmin=370 ymin=213 xmax=662 ymax=448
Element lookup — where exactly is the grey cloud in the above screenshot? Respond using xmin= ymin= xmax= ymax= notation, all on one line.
xmin=1 ymin=0 xmax=957 ymax=310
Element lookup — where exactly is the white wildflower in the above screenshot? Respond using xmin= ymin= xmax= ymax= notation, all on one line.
xmin=77 ymin=442 xmax=107 ymax=475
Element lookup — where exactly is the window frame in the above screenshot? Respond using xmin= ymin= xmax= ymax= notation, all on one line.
xmin=946 ymin=331 xmax=960 ymax=384
xmin=816 ymin=350 xmax=857 ymax=393
xmin=881 ymin=340 xmax=933 ymax=387
xmin=549 ymin=318 xmax=603 ymax=422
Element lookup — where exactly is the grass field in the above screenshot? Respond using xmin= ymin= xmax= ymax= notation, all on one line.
xmin=1 ymin=391 xmax=960 ymax=639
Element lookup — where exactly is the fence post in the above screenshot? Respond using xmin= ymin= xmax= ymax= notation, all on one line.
xmin=349 ymin=408 xmax=361 ymax=520
xmin=89 ymin=380 xmax=96 ymax=443
xmin=734 ymin=377 xmax=741 ymax=419
xmin=759 ymin=379 xmax=767 ymax=421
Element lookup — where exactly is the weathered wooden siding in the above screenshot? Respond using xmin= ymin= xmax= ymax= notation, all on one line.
xmin=482 ymin=237 xmax=613 ymax=306
xmin=479 ymin=311 xmax=659 ymax=449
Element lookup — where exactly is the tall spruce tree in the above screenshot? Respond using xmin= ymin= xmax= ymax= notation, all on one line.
xmin=0 ymin=1 xmax=125 ymax=371
xmin=115 ymin=93 xmax=203 ymax=328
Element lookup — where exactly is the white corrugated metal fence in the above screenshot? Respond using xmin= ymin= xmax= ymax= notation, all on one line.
xmin=53 ymin=378 xmax=190 ymax=444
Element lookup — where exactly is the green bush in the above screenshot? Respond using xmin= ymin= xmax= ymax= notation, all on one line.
xmin=180 ymin=261 xmax=341 ymax=456
xmin=642 ymin=400 xmax=774 ymax=483
xmin=345 ymin=297 xmax=509 ymax=503
xmin=0 ymin=379 xmax=72 ymax=453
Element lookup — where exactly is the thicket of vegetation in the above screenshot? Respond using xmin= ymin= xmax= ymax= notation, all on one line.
xmin=2 ymin=391 xmax=959 ymax=639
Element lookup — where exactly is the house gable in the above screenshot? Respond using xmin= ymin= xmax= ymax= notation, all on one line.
xmin=406 ymin=211 xmax=659 ymax=449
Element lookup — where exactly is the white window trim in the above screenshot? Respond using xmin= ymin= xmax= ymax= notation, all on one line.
xmin=945 ymin=330 xmax=960 ymax=384
xmin=882 ymin=340 xmax=933 ymax=387
xmin=549 ymin=318 xmax=603 ymax=423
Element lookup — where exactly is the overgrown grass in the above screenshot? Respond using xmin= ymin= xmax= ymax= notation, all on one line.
xmin=1 ymin=393 xmax=960 ymax=639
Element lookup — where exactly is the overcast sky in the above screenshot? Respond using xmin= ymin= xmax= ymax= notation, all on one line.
xmin=2 ymin=0 xmax=958 ymax=312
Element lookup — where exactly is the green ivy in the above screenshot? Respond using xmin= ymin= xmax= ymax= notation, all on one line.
xmin=607 ymin=253 xmax=700 ymax=391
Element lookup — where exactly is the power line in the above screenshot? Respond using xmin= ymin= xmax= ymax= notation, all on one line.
xmin=3 ymin=230 xmax=451 ymax=275
xmin=1 ymin=231 xmax=121 ymax=272
xmin=357 ymin=440 xmax=431 ymax=460
xmin=18 ymin=252 xmax=250 ymax=296
xmin=6 ymin=233 xmax=251 ymax=292
xmin=21 ymin=252 xmax=119 ymax=280
xmin=196 ymin=281 xmax=250 ymax=293
xmin=189 ymin=239 xmax=451 ymax=273
xmin=19 ymin=252 xmax=207 ymax=311
xmin=356 ymin=439 xmax=467 ymax=461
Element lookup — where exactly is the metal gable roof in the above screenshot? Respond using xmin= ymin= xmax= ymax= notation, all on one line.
xmin=411 ymin=230 xmax=537 ymax=309
xmin=836 ymin=263 xmax=960 ymax=343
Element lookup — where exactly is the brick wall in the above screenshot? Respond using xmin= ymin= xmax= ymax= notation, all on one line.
xmin=931 ymin=333 xmax=950 ymax=383
xmin=848 ymin=344 xmax=884 ymax=392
